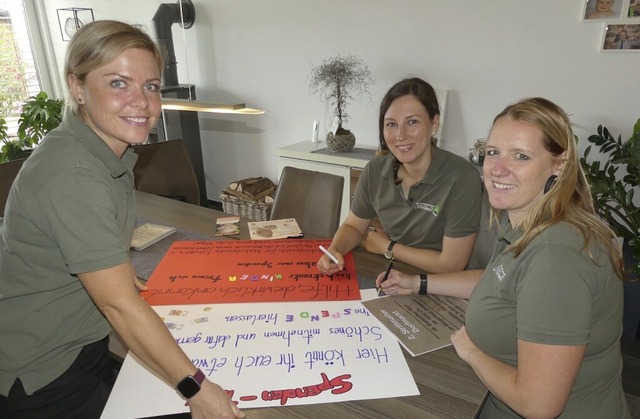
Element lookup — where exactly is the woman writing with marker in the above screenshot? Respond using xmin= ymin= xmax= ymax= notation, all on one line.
xmin=318 ymin=78 xmax=483 ymax=276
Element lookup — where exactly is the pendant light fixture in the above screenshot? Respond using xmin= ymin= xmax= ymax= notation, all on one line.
xmin=156 ymin=0 xmax=265 ymax=115
xmin=160 ymin=100 xmax=265 ymax=114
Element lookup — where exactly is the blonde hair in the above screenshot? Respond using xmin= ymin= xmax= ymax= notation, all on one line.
xmin=64 ymin=20 xmax=164 ymax=116
xmin=491 ymin=97 xmax=624 ymax=279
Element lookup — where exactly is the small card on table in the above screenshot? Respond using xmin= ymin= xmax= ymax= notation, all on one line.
xmin=215 ymin=215 xmax=240 ymax=236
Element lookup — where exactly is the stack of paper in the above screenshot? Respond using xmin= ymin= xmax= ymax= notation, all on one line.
xmin=130 ymin=223 xmax=176 ymax=251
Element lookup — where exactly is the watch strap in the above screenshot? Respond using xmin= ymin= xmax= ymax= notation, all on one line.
xmin=192 ymin=368 xmax=205 ymax=385
xmin=419 ymin=273 xmax=428 ymax=295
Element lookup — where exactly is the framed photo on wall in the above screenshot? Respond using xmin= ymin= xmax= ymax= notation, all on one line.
xmin=583 ymin=0 xmax=625 ymax=20
xmin=601 ymin=23 xmax=640 ymax=50
xmin=628 ymin=0 xmax=640 ymax=17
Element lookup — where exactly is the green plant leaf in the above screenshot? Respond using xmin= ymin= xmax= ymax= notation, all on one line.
xmin=581 ymin=118 xmax=640 ymax=243
xmin=0 ymin=91 xmax=63 ymax=162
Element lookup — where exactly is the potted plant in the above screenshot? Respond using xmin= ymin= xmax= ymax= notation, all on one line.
xmin=580 ymin=119 xmax=640 ymax=338
xmin=580 ymin=118 xmax=640 ymax=274
xmin=309 ymin=55 xmax=373 ymax=152
xmin=0 ymin=92 xmax=64 ymax=163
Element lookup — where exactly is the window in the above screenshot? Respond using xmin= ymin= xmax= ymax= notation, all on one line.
xmin=0 ymin=0 xmax=42 ymax=133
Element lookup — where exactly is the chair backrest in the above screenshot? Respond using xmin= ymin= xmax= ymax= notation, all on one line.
xmin=0 ymin=158 xmax=27 ymax=218
xmin=132 ymin=139 xmax=201 ymax=206
xmin=270 ymin=166 xmax=344 ymax=238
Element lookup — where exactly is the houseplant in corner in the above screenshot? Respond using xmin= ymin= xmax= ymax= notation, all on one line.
xmin=309 ymin=55 xmax=373 ymax=152
xmin=580 ymin=118 xmax=640 ymax=338
xmin=0 ymin=92 xmax=64 ymax=163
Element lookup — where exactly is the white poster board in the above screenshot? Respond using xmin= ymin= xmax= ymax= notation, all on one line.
xmin=101 ymin=290 xmax=418 ymax=418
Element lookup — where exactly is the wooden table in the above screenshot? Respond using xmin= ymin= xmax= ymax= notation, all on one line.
xmin=121 ymin=191 xmax=487 ymax=418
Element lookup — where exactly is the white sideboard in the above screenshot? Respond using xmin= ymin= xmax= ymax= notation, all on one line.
xmin=276 ymin=141 xmax=380 ymax=224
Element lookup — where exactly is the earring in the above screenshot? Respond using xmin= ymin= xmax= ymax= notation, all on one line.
xmin=77 ymin=97 xmax=83 ymax=103
xmin=544 ymin=175 xmax=557 ymax=194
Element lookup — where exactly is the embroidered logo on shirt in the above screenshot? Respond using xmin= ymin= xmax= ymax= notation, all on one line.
xmin=414 ymin=202 xmax=440 ymax=216
xmin=493 ymin=265 xmax=506 ymax=282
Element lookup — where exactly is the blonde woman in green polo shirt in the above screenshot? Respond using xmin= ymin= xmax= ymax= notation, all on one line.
xmin=380 ymin=97 xmax=629 ymax=418
xmin=0 ymin=21 xmax=243 ymax=419
xmin=318 ymin=78 xmax=483 ymax=276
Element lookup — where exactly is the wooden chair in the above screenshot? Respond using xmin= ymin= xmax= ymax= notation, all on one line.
xmin=0 ymin=158 xmax=27 ymax=218
xmin=132 ymin=139 xmax=201 ymax=206
xmin=270 ymin=166 xmax=344 ymax=238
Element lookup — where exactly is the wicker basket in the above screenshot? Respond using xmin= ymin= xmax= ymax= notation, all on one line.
xmin=219 ymin=191 xmax=272 ymax=221
xmin=326 ymin=132 xmax=356 ymax=152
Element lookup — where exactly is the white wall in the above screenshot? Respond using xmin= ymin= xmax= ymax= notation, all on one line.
xmin=35 ymin=0 xmax=640 ymax=201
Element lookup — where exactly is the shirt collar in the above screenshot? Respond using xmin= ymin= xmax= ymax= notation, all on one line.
xmin=61 ymin=112 xmax=138 ymax=177
xmin=498 ymin=224 xmax=522 ymax=245
xmin=421 ymin=145 xmax=446 ymax=185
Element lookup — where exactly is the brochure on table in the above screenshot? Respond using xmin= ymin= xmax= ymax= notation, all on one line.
xmin=362 ymin=294 xmax=467 ymax=356
xmin=101 ymin=290 xmax=419 ymax=418
xmin=248 ymin=218 xmax=303 ymax=240
xmin=215 ymin=216 xmax=240 ymax=236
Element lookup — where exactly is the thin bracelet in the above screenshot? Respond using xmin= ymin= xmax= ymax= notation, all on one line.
xmin=419 ymin=273 xmax=428 ymax=295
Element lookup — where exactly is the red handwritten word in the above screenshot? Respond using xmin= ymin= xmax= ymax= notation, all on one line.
xmin=260 ymin=372 xmax=352 ymax=405
xmin=286 ymin=308 xmax=347 ymax=322
xmin=229 ymin=273 xmax=283 ymax=282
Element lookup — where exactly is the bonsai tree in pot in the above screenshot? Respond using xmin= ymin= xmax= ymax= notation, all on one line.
xmin=0 ymin=92 xmax=64 ymax=163
xmin=309 ymin=55 xmax=372 ymax=152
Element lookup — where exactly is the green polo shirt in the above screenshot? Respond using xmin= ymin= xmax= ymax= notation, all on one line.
xmin=0 ymin=113 xmax=137 ymax=395
xmin=351 ymin=145 xmax=482 ymax=250
xmin=466 ymin=223 xmax=629 ymax=418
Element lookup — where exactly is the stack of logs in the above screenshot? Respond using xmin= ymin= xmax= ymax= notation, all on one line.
xmin=225 ymin=176 xmax=275 ymax=204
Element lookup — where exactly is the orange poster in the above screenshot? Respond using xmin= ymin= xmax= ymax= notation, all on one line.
xmin=140 ymin=239 xmax=360 ymax=305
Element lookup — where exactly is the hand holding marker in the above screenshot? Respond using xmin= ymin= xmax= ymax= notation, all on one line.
xmin=319 ymin=245 xmax=339 ymax=264
xmin=377 ymin=259 xmax=395 ymax=296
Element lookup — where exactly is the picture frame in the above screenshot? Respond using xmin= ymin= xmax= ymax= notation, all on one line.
xmin=627 ymin=0 xmax=640 ymax=17
xmin=583 ymin=0 xmax=625 ymax=21
xmin=56 ymin=8 xmax=95 ymax=41
xmin=601 ymin=23 xmax=640 ymax=50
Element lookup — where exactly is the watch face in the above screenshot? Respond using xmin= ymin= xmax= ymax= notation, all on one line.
xmin=177 ymin=376 xmax=201 ymax=399
xmin=385 ymin=241 xmax=396 ymax=259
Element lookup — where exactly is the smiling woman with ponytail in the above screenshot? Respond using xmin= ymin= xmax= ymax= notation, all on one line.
xmin=380 ymin=97 xmax=628 ymax=418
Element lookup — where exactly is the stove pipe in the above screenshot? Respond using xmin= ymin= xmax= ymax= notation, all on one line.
xmin=152 ymin=0 xmax=195 ymax=87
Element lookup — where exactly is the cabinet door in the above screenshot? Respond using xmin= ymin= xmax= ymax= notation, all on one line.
xmin=277 ymin=157 xmax=351 ymax=224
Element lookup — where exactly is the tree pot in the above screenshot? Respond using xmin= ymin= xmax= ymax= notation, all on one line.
xmin=326 ymin=132 xmax=356 ymax=152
